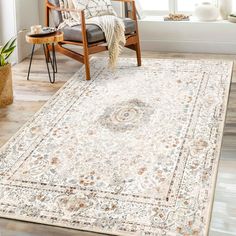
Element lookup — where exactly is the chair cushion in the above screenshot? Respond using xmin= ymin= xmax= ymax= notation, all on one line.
xmin=62 ymin=18 xmax=136 ymax=43
xmin=48 ymin=0 xmax=63 ymax=27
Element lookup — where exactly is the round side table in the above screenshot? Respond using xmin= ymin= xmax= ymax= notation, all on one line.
xmin=26 ymin=31 xmax=64 ymax=84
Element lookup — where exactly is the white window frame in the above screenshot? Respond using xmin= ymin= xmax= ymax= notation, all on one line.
xmin=138 ymin=0 xmax=219 ymax=16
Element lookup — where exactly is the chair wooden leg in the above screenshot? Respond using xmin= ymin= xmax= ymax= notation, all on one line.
xmin=81 ymin=10 xmax=91 ymax=81
xmin=84 ymin=50 xmax=91 ymax=81
xmin=131 ymin=1 xmax=142 ymax=67
xmin=135 ymin=40 xmax=142 ymax=67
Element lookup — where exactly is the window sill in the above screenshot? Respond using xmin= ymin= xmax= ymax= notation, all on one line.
xmin=140 ymin=16 xmax=234 ymax=24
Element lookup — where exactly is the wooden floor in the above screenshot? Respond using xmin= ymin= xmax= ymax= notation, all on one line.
xmin=0 ymin=49 xmax=236 ymax=236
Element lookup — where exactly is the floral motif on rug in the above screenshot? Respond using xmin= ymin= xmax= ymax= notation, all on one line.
xmin=99 ymin=99 xmax=153 ymax=132
xmin=0 ymin=58 xmax=233 ymax=235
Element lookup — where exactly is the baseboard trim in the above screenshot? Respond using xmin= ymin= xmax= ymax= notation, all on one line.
xmin=140 ymin=40 xmax=236 ymax=54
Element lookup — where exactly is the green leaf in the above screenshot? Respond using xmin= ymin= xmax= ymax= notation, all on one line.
xmin=4 ymin=48 xmax=16 ymax=61
xmin=0 ymin=55 xmax=5 ymax=66
xmin=0 ymin=38 xmax=12 ymax=54
xmin=0 ymin=37 xmax=17 ymax=65
xmin=2 ymin=45 xmax=16 ymax=55
xmin=9 ymin=38 xmax=17 ymax=49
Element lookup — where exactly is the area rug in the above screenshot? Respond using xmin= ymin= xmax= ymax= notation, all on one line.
xmin=0 ymin=58 xmax=233 ymax=235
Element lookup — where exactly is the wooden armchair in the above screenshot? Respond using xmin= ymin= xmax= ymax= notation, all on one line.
xmin=45 ymin=0 xmax=141 ymax=80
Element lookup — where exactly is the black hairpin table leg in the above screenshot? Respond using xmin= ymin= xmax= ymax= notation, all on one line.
xmin=27 ymin=44 xmax=35 ymax=81
xmin=43 ymin=43 xmax=57 ymax=84
xmin=52 ymin=43 xmax=58 ymax=73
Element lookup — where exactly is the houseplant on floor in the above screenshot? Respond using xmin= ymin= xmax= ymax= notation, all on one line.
xmin=0 ymin=37 xmax=16 ymax=108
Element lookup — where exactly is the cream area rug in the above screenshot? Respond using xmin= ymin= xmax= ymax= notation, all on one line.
xmin=0 ymin=58 xmax=232 ymax=235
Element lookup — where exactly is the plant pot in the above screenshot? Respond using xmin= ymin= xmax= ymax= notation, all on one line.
xmin=0 ymin=64 xmax=14 ymax=108
xmin=219 ymin=0 xmax=232 ymax=20
xmin=194 ymin=2 xmax=219 ymax=21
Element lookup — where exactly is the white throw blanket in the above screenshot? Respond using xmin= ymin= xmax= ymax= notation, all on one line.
xmin=58 ymin=0 xmax=126 ymax=68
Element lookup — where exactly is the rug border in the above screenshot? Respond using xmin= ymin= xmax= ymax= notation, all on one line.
xmin=205 ymin=61 xmax=234 ymax=236
xmin=0 ymin=58 xmax=233 ymax=236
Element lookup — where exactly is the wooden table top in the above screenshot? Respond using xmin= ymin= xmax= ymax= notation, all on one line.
xmin=26 ymin=31 xmax=64 ymax=44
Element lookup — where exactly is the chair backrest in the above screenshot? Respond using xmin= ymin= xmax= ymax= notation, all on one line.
xmin=48 ymin=0 xmax=63 ymax=27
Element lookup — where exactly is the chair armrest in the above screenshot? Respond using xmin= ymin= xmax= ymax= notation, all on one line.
xmin=47 ymin=2 xmax=84 ymax=13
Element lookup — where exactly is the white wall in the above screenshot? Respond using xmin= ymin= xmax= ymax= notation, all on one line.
xmin=38 ymin=0 xmax=45 ymax=26
xmin=15 ymin=0 xmax=40 ymax=62
xmin=0 ymin=0 xmax=17 ymax=62
xmin=0 ymin=0 xmax=16 ymax=43
xmin=139 ymin=18 xmax=236 ymax=54
xmin=0 ymin=2 xmax=2 ymax=45
xmin=0 ymin=0 xmax=39 ymax=62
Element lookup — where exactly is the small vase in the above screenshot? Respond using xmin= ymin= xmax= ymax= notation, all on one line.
xmin=0 ymin=64 xmax=14 ymax=108
xmin=219 ymin=0 xmax=232 ymax=20
xmin=194 ymin=2 xmax=219 ymax=21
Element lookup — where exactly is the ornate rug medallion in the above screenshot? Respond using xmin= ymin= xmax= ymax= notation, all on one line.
xmin=99 ymin=99 xmax=153 ymax=132
xmin=0 ymin=58 xmax=232 ymax=235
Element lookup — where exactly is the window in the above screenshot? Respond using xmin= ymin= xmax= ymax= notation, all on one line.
xmin=177 ymin=0 xmax=197 ymax=12
xmin=139 ymin=0 xmax=169 ymax=11
xmin=137 ymin=0 xmax=224 ymax=16
xmin=138 ymin=0 xmax=169 ymax=16
xmin=233 ymin=0 xmax=236 ymax=12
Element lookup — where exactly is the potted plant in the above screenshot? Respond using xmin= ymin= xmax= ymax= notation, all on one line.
xmin=0 ymin=37 xmax=16 ymax=108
